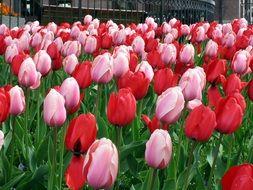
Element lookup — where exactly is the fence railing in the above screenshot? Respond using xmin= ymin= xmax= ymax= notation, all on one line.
xmin=0 ymin=0 xmax=215 ymax=27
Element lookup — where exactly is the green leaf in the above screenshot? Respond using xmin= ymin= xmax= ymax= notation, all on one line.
xmin=120 ymin=141 xmax=146 ymax=161
xmin=0 ymin=173 xmax=26 ymax=189
xmin=96 ymin=115 xmax=109 ymax=139
xmin=126 ymin=154 xmax=139 ymax=177
xmin=162 ymin=179 xmax=176 ymax=190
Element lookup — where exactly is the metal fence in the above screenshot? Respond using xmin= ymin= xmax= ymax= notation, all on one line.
xmin=0 ymin=0 xmax=215 ymax=27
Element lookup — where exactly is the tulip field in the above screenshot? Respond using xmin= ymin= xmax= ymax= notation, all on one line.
xmin=0 ymin=15 xmax=253 ymax=190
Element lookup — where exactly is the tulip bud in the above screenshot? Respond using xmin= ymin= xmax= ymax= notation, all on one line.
xmin=155 ymin=86 xmax=185 ymax=124
xmin=223 ymin=74 xmax=247 ymax=96
xmin=60 ymin=77 xmax=80 ymax=112
xmin=83 ymin=138 xmax=118 ymax=189
xmin=205 ymin=40 xmax=218 ymax=58
xmin=70 ymin=25 xmax=80 ymax=39
xmin=113 ymin=52 xmax=129 ymax=77
xmin=135 ymin=61 xmax=154 ymax=82
xmin=248 ymin=79 xmax=253 ymax=101
xmin=9 ymin=85 xmax=25 ymax=116
xmin=142 ymin=114 xmax=168 ymax=133
xmin=107 ymin=88 xmax=136 ymax=126
xmin=83 ymin=15 xmax=93 ymax=25
xmin=160 ymin=44 xmax=177 ymax=65
xmin=231 ymin=50 xmax=251 ymax=75
xmin=91 ymin=53 xmax=113 ymax=83
xmin=0 ymin=87 xmax=10 ymax=123
xmin=5 ymin=44 xmax=19 ymax=64
xmin=179 ymin=44 xmax=195 ymax=64
xmin=63 ymin=54 xmax=79 ymax=75
xmin=145 ymin=129 xmax=172 ymax=169
xmin=205 ymin=59 xmax=227 ymax=84
xmin=84 ymin=35 xmax=97 ymax=54
xmin=43 ymin=89 xmax=66 ymax=127
xmin=71 ymin=61 xmax=92 ymax=89
xmin=33 ymin=50 xmax=52 ymax=76
xmin=30 ymin=32 xmax=42 ymax=48
xmin=62 ymin=40 xmax=81 ymax=57
xmin=132 ymin=36 xmax=145 ymax=56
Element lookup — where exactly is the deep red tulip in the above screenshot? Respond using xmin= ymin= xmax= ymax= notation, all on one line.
xmin=0 ymin=87 xmax=10 ymax=123
xmin=107 ymin=88 xmax=136 ymax=126
xmin=65 ymin=113 xmax=97 ymax=153
xmin=222 ymin=163 xmax=253 ymax=190
xmin=0 ymin=35 xmax=7 ymax=55
xmin=221 ymin=46 xmax=237 ymax=60
xmin=65 ymin=155 xmax=86 ymax=190
xmin=51 ymin=56 xmax=63 ymax=71
xmin=207 ymin=85 xmax=222 ymax=107
xmin=71 ymin=61 xmax=92 ymax=89
xmin=185 ymin=105 xmax=216 ymax=141
xmin=215 ymin=92 xmax=246 ymax=134
xmin=248 ymin=79 xmax=253 ymax=101
xmin=142 ymin=114 xmax=168 ymax=133
xmin=11 ymin=53 xmax=27 ymax=76
xmin=154 ymin=68 xmax=178 ymax=95
xmin=145 ymin=38 xmax=158 ymax=52
xmin=129 ymin=51 xmax=138 ymax=72
xmin=223 ymin=74 xmax=247 ymax=96
xmin=204 ymin=59 xmax=227 ymax=84
xmin=117 ymin=71 xmax=150 ymax=100
xmin=147 ymin=50 xmax=165 ymax=69
xmin=47 ymin=42 xmax=60 ymax=60
xmin=101 ymin=33 xmax=112 ymax=49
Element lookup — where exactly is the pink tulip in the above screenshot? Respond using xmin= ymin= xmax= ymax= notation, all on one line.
xmin=181 ymin=24 xmax=190 ymax=36
xmin=33 ymin=50 xmax=52 ymax=76
xmin=179 ymin=67 xmax=206 ymax=101
xmin=231 ymin=50 xmax=250 ymax=75
xmin=186 ymin=99 xmax=202 ymax=110
xmin=30 ymin=32 xmax=42 ymax=48
xmin=160 ymin=44 xmax=177 ymax=65
xmin=205 ymin=40 xmax=218 ymax=58
xmin=179 ymin=44 xmax=195 ymax=64
xmin=155 ymin=86 xmax=185 ymax=124
xmin=77 ymin=31 xmax=88 ymax=46
xmin=5 ymin=44 xmax=19 ymax=63
xmin=63 ymin=54 xmax=79 ymax=75
xmin=113 ymin=52 xmax=129 ymax=77
xmin=18 ymin=33 xmax=30 ymax=52
xmin=84 ymin=35 xmax=97 ymax=54
xmin=135 ymin=61 xmax=154 ymax=82
xmin=91 ymin=53 xmax=113 ymax=83
xmin=43 ymin=89 xmax=66 ymax=127
xmin=9 ymin=85 xmax=25 ymax=116
xmin=112 ymin=29 xmax=126 ymax=45
xmin=70 ymin=25 xmax=81 ymax=39
xmin=47 ymin=22 xmax=57 ymax=34
xmin=60 ymin=77 xmax=80 ymax=111
xmin=164 ymin=33 xmax=174 ymax=44
xmin=43 ymin=31 xmax=54 ymax=42
xmin=171 ymin=28 xmax=178 ymax=39
xmin=162 ymin=22 xmax=172 ymax=34
xmin=145 ymin=17 xmax=157 ymax=29
xmin=18 ymin=58 xmax=39 ymax=87
xmin=83 ymin=138 xmax=118 ymax=189
xmin=29 ymin=72 xmax=42 ymax=90
xmin=0 ymin=24 xmax=9 ymax=35
xmin=0 ymin=130 xmax=4 ymax=150
xmin=83 ymin=15 xmax=93 ymax=25
xmin=145 ymin=129 xmax=172 ymax=169
xmin=54 ymin=37 xmax=64 ymax=52
xmin=194 ymin=26 xmax=206 ymax=43
xmin=132 ymin=36 xmax=145 ymax=56
xmin=62 ymin=40 xmax=81 ymax=57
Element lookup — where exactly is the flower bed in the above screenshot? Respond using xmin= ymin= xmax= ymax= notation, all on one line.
xmin=0 ymin=15 xmax=252 ymax=190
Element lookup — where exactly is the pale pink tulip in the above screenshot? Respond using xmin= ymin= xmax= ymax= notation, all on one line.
xmin=70 ymin=25 xmax=81 ymax=39
xmin=186 ymin=99 xmax=202 ymax=110
xmin=77 ymin=31 xmax=88 ymax=46
xmin=0 ymin=130 xmax=4 ymax=150
xmin=63 ymin=54 xmax=79 ymax=75
xmin=231 ymin=50 xmax=251 ymax=75
xmin=47 ymin=22 xmax=57 ymax=34
xmin=145 ymin=17 xmax=157 ymax=29
xmin=9 ymin=85 xmax=25 ymax=116
xmin=155 ymin=86 xmax=185 ymax=124
xmin=160 ymin=44 xmax=177 ymax=65
xmin=54 ymin=37 xmax=64 ymax=52
xmin=145 ymin=129 xmax=172 ymax=169
xmin=205 ymin=40 xmax=218 ymax=58
xmin=164 ymin=33 xmax=174 ymax=44
xmin=30 ymin=32 xmax=42 ymax=48
xmin=194 ymin=26 xmax=206 ymax=43
xmin=84 ymin=35 xmax=97 ymax=54
xmin=162 ymin=22 xmax=172 ymax=34
xmin=62 ymin=40 xmax=81 ymax=57
xmin=83 ymin=15 xmax=93 ymax=25
xmin=181 ymin=24 xmax=190 ymax=36
xmin=60 ymin=77 xmax=80 ymax=111
xmin=222 ymin=32 xmax=235 ymax=48
xmin=91 ymin=53 xmax=113 ymax=83
xmin=113 ymin=53 xmax=129 ymax=77
xmin=135 ymin=61 xmax=154 ymax=82
xmin=83 ymin=138 xmax=118 ymax=189
xmin=33 ymin=50 xmax=52 ymax=76
xmin=132 ymin=36 xmax=145 ymax=55
xmin=29 ymin=72 xmax=42 ymax=90
xmin=43 ymin=89 xmax=66 ymax=127
xmin=18 ymin=58 xmax=38 ymax=87
xmin=179 ymin=44 xmax=195 ymax=64
xmin=112 ymin=29 xmax=126 ymax=45
xmin=0 ymin=24 xmax=9 ymax=35
xmin=5 ymin=44 xmax=19 ymax=63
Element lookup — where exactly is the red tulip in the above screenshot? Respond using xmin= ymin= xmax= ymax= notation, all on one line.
xmin=221 ymin=163 xmax=253 ymax=190
xmin=204 ymin=59 xmax=227 ymax=84
xmin=11 ymin=53 xmax=27 ymax=76
xmin=65 ymin=155 xmax=86 ymax=190
xmin=117 ymin=71 xmax=150 ymax=100
xmin=215 ymin=92 xmax=246 ymax=134
xmin=147 ymin=50 xmax=165 ymax=69
xmin=107 ymin=88 xmax=136 ymax=126
xmin=142 ymin=114 xmax=168 ymax=133
xmin=0 ymin=87 xmax=10 ymax=123
xmin=101 ymin=33 xmax=112 ymax=49
xmin=71 ymin=61 xmax=92 ymax=89
xmin=248 ymin=79 xmax=253 ymax=101
xmin=207 ymin=86 xmax=222 ymax=107
xmin=65 ymin=113 xmax=97 ymax=153
xmin=185 ymin=105 xmax=216 ymax=141
xmin=223 ymin=74 xmax=247 ymax=96
xmin=145 ymin=37 xmax=158 ymax=52
xmin=129 ymin=51 xmax=138 ymax=72
xmin=154 ymin=68 xmax=178 ymax=95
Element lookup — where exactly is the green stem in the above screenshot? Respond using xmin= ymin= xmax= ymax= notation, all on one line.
xmin=183 ymin=140 xmax=198 ymax=190
xmin=207 ymin=133 xmax=223 ymax=190
xmin=115 ymin=126 xmax=122 ymax=150
xmin=24 ymin=88 xmax=30 ymax=160
xmin=147 ymin=168 xmax=157 ymax=190
xmin=36 ymin=86 xmax=41 ymax=147
xmin=49 ymin=127 xmax=58 ymax=190
xmin=95 ymin=84 xmax=102 ymax=117
xmin=59 ymin=121 xmax=68 ymax=189
xmin=226 ymin=134 xmax=234 ymax=170
xmin=9 ymin=116 xmax=16 ymax=181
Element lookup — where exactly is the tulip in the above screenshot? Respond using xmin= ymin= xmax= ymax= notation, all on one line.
xmin=54 ymin=37 xmax=64 ymax=52
xmin=118 ymin=71 xmax=150 ymax=100
xmin=192 ymin=26 xmax=206 ymax=43
xmin=11 ymin=53 xmax=27 ymax=76
xmin=205 ymin=40 xmax=218 ymax=58
xmin=83 ymin=138 xmax=118 ymax=189
xmin=112 ymin=29 xmax=126 ymax=45
xmin=223 ymin=74 xmax=247 ymax=96
xmin=47 ymin=42 xmax=60 ymax=60
xmin=70 ymin=25 xmax=80 ymax=39
xmin=215 ymin=93 xmax=245 ymax=134
xmin=9 ymin=86 xmax=25 ymax=116
xmin=155 ymin=86 xmax=185 ymax=124
xmin=179 ymin=44 xmax=195 ymax=64
xmin=113 ymin=52 xmax=129 ymax=77
xmin=60 ymin=77 xmax=80 ymax=112
xmin=147 ymin=50 xmax=165 ymax=69
xmin=135 ymin=61 xmax=154 ymax=82
xmin=179 ymin=67 xmax=206 ymax=101
xmin=43 ymin=89 xmax=66 ymax=127
xmin=65 ymin=113 xmax=97 ymax=153
xmin=222 ymin=32 xmax=235 ymax=48
xmin=84 ymin=35 xmax=97 ymax=54
xmin=132 ymin=36 xmax=145 ymax=56
xmin=5 ymin=44 xmax=19 ymax=64
xmin=0 ymin=130 xmax=4 ymax=150
xmin=181 ymin=24 xmax=190 ymax=36
xmin=145 ymin=129 xmax=172 ymax=169
xmin=222 ymin=163 xmax=253 ymax=190
xmin=0 ymin=87 xmax=10 ymax=123
xmin=205 ymin=59 xmax=227 ymax=84
xmin=83 ymin=14 xmax=93 ymax=25
xmin=231 ymin=50 xmax=251 ymax=75
xmin=107 ymin=88 xmax=136 ymax=126
xmin=62 ymin=40 xmax=81 ymax=57
xmin=63 ymin=54 xmax=79 ymax=75
xmin=248 ymin=79 xmax=253 ymax=101
xmin=30 ymin=32 xmax=42 ymax=48
xmin=71 ymin=61 xmax=92 ymax=89
xmin=186 ymin=99 xmax=202 ymax=110
xmin=101 ymin=33 xmax=112 ymax=49
xmin=18 ymin=58 xmax=39 ymax=87
xmin=129 ymin=51 xmax=138 ymax=71
xmin=142 ymin=114 xmax=168 ymax=133
xmin=91 ymin=53 xmax=113 ymax=83
xmin=33 ymin=50 xmax=52 ymax=76
xmin=160 ymin=43 xmax=177 ymax=65
xmin=154 ymin=68 xmax=178 ymax=95
xmin=207 ymin=86 xmax=222 ymax=107
xmin=65 ymin=155 xmax=86 ymax=190
xmin=185 ymin=105 xmax=216 ymax=141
